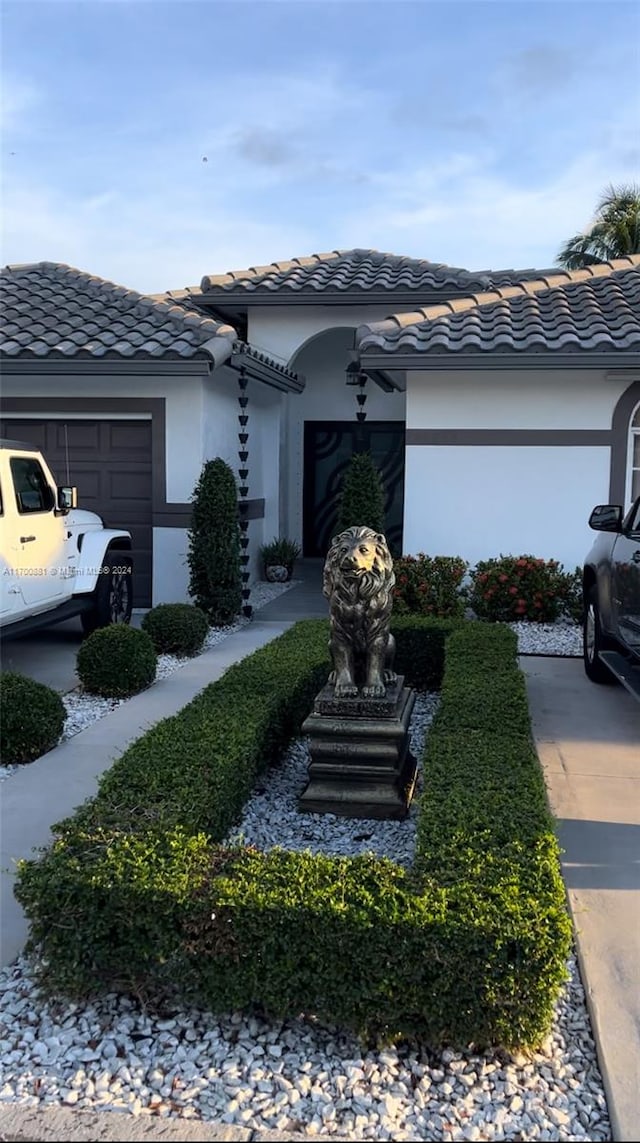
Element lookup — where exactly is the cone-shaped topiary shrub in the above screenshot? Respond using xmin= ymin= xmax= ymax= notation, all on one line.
xmin=141 ymin=603 xmax=209 ymax=656
xmin=187 ymin=458 xmax=242 ymax=625
xmin=77 ymin=625 xmax=157 ymax=698
xmin=336 ymin=450 xmax=386 ymax=537
xmin=0 ymin=671 xmax=66 ymax=764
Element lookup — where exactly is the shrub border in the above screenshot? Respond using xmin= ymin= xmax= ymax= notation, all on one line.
xmin=16 ymin=618 xmax=570 ymax=1049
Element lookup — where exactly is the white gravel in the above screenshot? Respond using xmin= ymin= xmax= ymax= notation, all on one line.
xmin=225 ymin=691 xmax=440 ymax=869
xmin=0 ymin=948 xmax=610 ymax=1140
xmin=509 ymin=619 xmax=582 ymax=658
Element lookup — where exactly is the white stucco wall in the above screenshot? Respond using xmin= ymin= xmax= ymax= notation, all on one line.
xmin=406 ymin=369 xmax=630 ymax=430
xmin=404 ymin=368 xmax=632 ymax=569
xmin=248 ymin=305 xmax=413 ymax=367
xmin=404 ymin=444 xmax=610 ymax=569
xmin=153 ymin=526 xmax=190 ymax=605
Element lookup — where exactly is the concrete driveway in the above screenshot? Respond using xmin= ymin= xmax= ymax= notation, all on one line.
xmin=521 ymin=656 xmax=640 ymax=1142
xmin=0 ymin=613 xmax=144 ymax=694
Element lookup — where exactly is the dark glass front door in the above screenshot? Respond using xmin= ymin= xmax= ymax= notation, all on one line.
xmin=303 ymin=421 xmax=405 ymax=557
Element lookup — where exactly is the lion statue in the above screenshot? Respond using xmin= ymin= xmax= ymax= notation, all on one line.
xmin=323 ymin=525 xmax=397 ymax=699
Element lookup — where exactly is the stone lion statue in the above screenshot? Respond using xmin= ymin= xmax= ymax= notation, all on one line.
xmin=323 ymin=525 xmax=397 ymax=699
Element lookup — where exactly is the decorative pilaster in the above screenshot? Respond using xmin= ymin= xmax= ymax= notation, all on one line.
xmin=237 ymin=368 xmax=252 ymax=619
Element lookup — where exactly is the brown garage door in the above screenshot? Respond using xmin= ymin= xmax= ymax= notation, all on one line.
xmin=0 ymin=418 xmax=153 ymax=607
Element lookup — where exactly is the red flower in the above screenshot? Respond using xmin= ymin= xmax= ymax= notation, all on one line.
xmin=499 ymin=574 xmax=508 ymax=583
xmin=509 ymin=586 xmax=518 ymax=596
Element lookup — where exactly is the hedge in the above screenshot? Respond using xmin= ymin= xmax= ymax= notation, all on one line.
xmin=15 ymin=618 xmax=570 ymax=1049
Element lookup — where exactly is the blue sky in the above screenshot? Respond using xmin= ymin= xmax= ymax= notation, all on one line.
xmin=2 ymin=0 xmax=639 ymax=293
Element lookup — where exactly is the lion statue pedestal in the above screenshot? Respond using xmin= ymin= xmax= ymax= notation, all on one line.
xmin=299 ymin=526 xmax=418 ymax=820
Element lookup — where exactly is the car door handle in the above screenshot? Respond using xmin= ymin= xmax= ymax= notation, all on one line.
xmin=20 ymin=535 xmax=36 ymax=543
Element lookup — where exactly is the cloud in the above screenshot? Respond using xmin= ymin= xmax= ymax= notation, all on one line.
xmin=231 ymin=126 xmax=297 ymax=168
xmin=498 ymin=44 xmax=576 ymax=95
xmin=0 ymin=179 xmax=315 ymax=293
xmin=335 ymin=146 xmax=640 ymax=271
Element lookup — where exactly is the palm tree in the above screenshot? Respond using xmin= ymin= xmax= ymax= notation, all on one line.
xmin=556 ymin=183 xmax=640 ymax=269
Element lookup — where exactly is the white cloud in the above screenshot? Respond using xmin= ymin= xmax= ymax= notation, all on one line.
xmin=336 ymin=147 xmax=640 ymax=270
xmin=0 ymin=181 xmax=315 ymax=292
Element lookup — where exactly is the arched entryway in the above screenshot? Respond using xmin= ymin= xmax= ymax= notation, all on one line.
xmin=287 ymin=328 xmax=406 ymax=556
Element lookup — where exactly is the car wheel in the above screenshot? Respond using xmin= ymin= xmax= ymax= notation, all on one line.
xmin=583 ymin=586 xmax=617 ymax=684
xmin=81 ymin=554 xmax=133 ymax=634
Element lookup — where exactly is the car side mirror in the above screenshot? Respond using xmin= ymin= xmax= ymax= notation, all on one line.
xmin=588 ymin=504 xmax=623 ymax=532
xmin=57 ymin=485 xmax=77 ymax=515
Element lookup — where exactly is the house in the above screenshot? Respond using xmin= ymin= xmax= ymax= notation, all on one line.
xmin=0 ymin=263 xmax=302 ymax=607
xmin=170 ymin=248 xmax=640 ymax=570
xmin=2 ymin=252 xmax=639 ymax=607
xmin=355 ymin=257 xmax=640 ymax=569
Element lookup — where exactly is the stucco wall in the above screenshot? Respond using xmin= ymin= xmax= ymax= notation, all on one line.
xmin=406 ymin=369 xmax=629 ymax=430
xmin=248 ymin=305 xmax=413 ymax=367
xmin=404 ymin=368 xmax=632 ymax=569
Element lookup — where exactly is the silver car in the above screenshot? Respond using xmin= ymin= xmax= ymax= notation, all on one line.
xmin=582 ymin=496 xmax=640 ymax=699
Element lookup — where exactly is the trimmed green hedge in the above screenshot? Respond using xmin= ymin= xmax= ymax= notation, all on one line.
xmin=15 ymin=618 xmax=570 ymax=1049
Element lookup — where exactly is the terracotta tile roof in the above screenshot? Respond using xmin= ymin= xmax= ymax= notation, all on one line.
xmin=357 ymin=257 xmax=640 ymax=357
xmin=190 ymin=248 xmax=555 ymax=299
xmin=0 ymin=262 xmax=237 ymax=360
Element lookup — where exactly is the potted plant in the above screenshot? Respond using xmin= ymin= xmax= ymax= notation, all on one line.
xmin=258 ymin=537 xmax=301 ymax=582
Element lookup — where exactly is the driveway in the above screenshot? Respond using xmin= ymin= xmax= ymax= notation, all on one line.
xmin=0 ymin=613 xmax=144 ymax=694
xmin=521 ymin=656 xmax=640 ymax=1141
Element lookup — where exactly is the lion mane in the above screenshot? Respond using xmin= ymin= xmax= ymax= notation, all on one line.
xmin=323 ymin=525 xmax=397 ymax=698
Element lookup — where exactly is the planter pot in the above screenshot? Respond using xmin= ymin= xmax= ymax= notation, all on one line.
xmin=265 ymin=565 xmax=289 ymax=583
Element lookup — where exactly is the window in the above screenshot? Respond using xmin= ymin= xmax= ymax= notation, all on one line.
xmin=628 ymin=404 xmax=640 ymax=504
xmin=10 ymin=457 xmax=55 ymax=514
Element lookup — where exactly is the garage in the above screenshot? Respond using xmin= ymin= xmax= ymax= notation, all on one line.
xmin=0 ymin=417 xmax=153 ymax=607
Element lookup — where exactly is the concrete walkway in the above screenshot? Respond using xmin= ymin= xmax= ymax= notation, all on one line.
xmin=1 ymin=572 xmax=639 ymax=1140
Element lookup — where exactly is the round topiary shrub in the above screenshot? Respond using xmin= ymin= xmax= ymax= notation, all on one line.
xmin=141 ymin=603 xmax=209 ymax=656
xmin=0 ymin=671 xmax=66 ymax=764
xmin=77 ymin=625 xmax=157 ymax=698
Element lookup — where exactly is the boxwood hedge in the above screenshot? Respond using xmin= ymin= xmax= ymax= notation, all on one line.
xmin=15 ymin=617 xmax=571 ymax=1049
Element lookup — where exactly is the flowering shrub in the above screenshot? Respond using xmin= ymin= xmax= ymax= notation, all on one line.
xmin=393 ymin=554 xmax=468 ymax=619
xmin=468 ymin=555 xmax=581 ymax=623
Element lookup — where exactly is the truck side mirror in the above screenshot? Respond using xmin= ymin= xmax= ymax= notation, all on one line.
xmin=588 ymin=504 xmax=622 ymax=532
xmin=57 ymin=485 xmax=77 ymax=515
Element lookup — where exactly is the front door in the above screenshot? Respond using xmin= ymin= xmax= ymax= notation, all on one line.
xmin=303 ymin=421 xmax=405 ymax=557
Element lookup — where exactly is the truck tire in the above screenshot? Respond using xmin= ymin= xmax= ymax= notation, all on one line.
xmin=81 ymin=553 xmax=133 ymax=634
xmin=583 ymin=586 xmax=617 ymax=685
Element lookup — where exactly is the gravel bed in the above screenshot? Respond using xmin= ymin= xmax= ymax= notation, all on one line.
xmin=509 ymin=619 xmax=582 ymax=657
xmin=225 ymin=691 xmax=440 ymax=869
xmin=0 ymin=951 xmax=609 ymax=1140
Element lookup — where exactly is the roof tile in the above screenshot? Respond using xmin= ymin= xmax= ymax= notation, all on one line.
xmin=357 ymin=257 xmax=640 ymax=357
xmin=191 ymin=248 xmax=557 ymax=300
xmin=0 ymin=262 xmax=238 ymax=361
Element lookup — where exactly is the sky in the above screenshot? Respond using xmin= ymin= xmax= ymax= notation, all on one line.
xmin=1 ymin=0 xmax=639 ymax=294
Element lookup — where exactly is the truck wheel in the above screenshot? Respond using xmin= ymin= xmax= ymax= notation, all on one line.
xmin=81 ymin=554 xmax=133 ymax=634
xmin=583 ymin=587 xmax=617 ymax=685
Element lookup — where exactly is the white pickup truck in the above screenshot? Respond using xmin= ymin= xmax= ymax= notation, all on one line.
xmin=0 ymin=438 xmax=133 ymax=636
